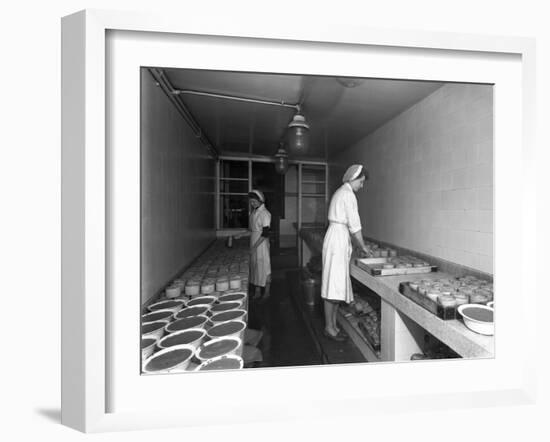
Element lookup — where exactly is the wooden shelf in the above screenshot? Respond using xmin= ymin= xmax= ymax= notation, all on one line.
xmin=220 ymin=177 xmax=248 ymax=181
xmin=302 ymin=180 xmax=326 ymax=184
xmin=301 ymin=166 xmax=326 ymax=172
xmin=337 ymin=312 xmax=381 ymax=362
xmin=286 ymin=192 xmax=326 ymax=197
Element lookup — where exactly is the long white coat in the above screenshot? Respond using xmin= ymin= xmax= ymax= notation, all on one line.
xmin=321 ymin=183 xmax=362 ymax=303
xmin=249 ymin=204 xmax=271 ymax=287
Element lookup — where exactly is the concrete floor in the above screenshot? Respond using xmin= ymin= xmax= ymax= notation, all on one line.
xmin=247 ymin=248 xmax=366 ymax=368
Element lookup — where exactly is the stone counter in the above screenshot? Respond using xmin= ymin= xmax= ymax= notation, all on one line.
xmin=350 ymin=264 xmax=494 ymax=359
xmin=297 ymin=228 xmax=494 ymax=359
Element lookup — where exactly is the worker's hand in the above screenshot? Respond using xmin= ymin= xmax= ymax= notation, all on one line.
xmin=361 ymin=246 xmax=373 ymax=258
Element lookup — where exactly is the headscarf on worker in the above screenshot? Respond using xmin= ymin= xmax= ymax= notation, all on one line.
xmin=342 ymin=164 xmax=367 ymax=183
xmin=248 ymin=189 xmax=265 ymax=204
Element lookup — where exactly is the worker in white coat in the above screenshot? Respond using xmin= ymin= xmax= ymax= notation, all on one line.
xmin=236 ymin=189 xmax=272 ymax=299
xmin=321 ymin=165 xmax=372 ymax=341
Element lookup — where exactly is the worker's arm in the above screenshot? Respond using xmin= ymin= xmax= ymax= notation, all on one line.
xmin=250 ymin=226 xmax=270 ymax=253
xmin=233 ymin=229 xmax=250 ymax=239
xmin=351 ymin=229 xmax=372 ymax=257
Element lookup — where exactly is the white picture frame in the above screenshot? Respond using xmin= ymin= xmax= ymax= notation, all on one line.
xmin=61 ymin=9 xmax=537 ymax=433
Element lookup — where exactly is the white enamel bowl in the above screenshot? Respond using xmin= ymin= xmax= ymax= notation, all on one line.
xmin=457 ymin=304 xmax=494 ymax=335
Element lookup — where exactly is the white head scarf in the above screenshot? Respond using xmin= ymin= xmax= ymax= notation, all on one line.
xmin=342 ymin=165 xmax=364 ymax=183
xmin=248 ymin=189 xmax=265 ymax=203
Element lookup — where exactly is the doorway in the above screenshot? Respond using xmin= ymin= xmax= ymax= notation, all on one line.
xmin=251 ymin=162 xmax=284 ymax=255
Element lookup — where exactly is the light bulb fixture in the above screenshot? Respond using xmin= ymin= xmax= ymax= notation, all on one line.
xmin=274 ymin=146 xmax=289 ymax=175
xmin=287 ymin=113 xmax=310 ymax=154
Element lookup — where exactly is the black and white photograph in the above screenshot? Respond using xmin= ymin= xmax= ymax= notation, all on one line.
xmin=139 ymin=67 xmax=494 ymax=374
xmin=2 ymin=0 xmax=544 ymax=438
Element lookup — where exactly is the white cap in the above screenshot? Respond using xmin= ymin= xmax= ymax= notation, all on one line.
xmin=342 ymin=165 xmax=364 ymax=183
xmin=248 ymin=189 xmax=265 ymax=203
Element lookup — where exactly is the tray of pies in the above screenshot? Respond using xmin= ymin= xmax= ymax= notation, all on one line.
xmin=355 ymin=255 xmax=437 ymax=276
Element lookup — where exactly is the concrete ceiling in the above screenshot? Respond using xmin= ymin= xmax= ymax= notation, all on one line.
xmin=160 ymin=68 xmax=443 ymax=160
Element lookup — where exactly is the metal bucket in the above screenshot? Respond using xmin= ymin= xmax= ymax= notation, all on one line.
xmin=302 ymin=277 xmax=320 ymax=306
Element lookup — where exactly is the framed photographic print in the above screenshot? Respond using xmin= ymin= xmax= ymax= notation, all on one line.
xmin=61 ymin=9 xmax=537 ymax=433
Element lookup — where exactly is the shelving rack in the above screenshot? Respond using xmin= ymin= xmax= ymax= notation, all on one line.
xmin=297 ymin=163 xmax=328 ymax=265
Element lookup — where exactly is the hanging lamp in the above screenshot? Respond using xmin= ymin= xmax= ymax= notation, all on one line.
xmin=274 ymin=145 xmax=289 ymax=175
xmin=169 ymin=83 xmax=311 ymax=155
xmin=287 ymin=112 xmax=310 ymax=154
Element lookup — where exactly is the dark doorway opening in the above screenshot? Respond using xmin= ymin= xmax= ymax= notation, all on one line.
xmin=251 ymin=162 xmax=285 ymax=254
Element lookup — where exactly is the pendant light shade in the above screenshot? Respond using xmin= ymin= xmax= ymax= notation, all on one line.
xmin=287 ymin=113 xmax=310 ymax=154
xmin=274 ymin=147 xmax=289 ymax=175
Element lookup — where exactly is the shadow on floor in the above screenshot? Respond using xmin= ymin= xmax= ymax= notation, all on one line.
xmin=35 ymin=408 xmax=61 ymax=423
xmin=286 ymin=269 xmax=366 ymax=364
xmin=247 ymin=248 xmax=321 ymax=367
xmin=270 ymin=247 xmax=298 ymax=270
xmin=248 ymin=270 xmax=323 ymax=368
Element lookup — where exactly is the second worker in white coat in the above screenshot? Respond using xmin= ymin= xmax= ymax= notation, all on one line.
xmin=236 ymin=189 xmax=272 ymax=300
xmin=321 ymin=164 xmax=372 ymax=341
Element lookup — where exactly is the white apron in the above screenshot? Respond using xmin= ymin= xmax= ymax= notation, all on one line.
xmin=321 ymin=222 xmax=353 ymax=303
xmin=249 ymin=205 xmax=271 ymax=287
xmin=321 ymin=183 xmax=362 ymax=303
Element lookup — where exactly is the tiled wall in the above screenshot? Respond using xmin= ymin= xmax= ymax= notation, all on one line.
xmin=331 ymin=84 xmax=493 ymax=274
xmin=141 ymin=70 xmax=216 ymax=304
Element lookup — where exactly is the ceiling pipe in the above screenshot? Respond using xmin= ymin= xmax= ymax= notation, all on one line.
xmin=169 ymin=78 xmax=311 ymax=157
xmin=148 ymin=69 xmax=219 ymax=158
xmin=171 ymin=89 xmax=301 ymax=112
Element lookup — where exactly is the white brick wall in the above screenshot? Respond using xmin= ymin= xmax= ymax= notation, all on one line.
xmin=141 ymin=70 xmax=216 ymax=303
xmin=332 ymin=84 xmax=493 ymax=274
